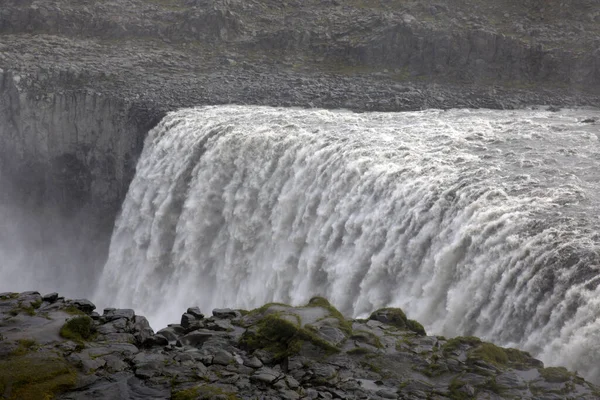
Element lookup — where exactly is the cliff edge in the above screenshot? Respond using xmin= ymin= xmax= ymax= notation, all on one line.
xmin=1 ymin=0 xmax=599 ymax=236
xmin=1 ymin=291 xmax=599 ymax=399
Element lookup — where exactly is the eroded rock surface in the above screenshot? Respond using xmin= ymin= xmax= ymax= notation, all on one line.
xmin=1 ymin=292 xmax=599 ymax=399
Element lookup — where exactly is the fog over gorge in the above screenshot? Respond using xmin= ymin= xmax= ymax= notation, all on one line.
xmin=1 ymin=0 xmax=600 ymax=398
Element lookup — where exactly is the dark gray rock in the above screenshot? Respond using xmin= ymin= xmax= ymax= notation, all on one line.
xmin=244 ymin=356 xmax=263 ymax=369
xmin=186 ymin=307 xmax=204 ymax=319
xmin=251 ymin=367 xmax=282 ymax=384
xmin=213 ymin=350 xmax=235 ymax=366
xmin=71 ymin=299 xmax=96 ymax=313
xmin=376 ymin=388 xmax=398 ymax=399
xmin=212 ymin=308 xmax=242 ymax=319
xmin=180 ymin=313 xmax=196 ymax=328
xmin=132 ymin=316 xmax=154 ymax=345
xmin=177 ymin=329 xmax=228 ymax=347
xmin=156 ymin=327 xmax=179 ymax=343
xmin=42 ymin=292 xmax=59 ymax=302
xmin=104 ymin=309 xmax=136 ymax=322
xmin=143 ymin=334 xmax=169 ymax=347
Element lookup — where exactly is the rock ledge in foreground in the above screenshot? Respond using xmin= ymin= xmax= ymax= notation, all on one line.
xmin=1 ymin=291 xmax=598 ymax=399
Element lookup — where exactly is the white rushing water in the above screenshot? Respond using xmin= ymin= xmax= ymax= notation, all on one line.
xmin=96 ymin=105 xmax=600 ymax=380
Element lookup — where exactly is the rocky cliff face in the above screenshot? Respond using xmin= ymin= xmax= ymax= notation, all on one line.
xmin=0 ymin=68 xmax=160 ymax=294
xmin=0 ymin=68 xmax=157 ymax=217
xmin=1 ymin=1 xmax=599 ymax=235
xmin=1 ymin=291 xmax=599 ymax=399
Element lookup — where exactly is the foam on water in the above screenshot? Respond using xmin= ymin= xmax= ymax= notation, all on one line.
xmin=95 ymin=105 xmax=600 ymax=381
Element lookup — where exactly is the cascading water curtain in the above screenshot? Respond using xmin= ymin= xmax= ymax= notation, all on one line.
xmin=97 ymin=105 xmax=600 ymax=381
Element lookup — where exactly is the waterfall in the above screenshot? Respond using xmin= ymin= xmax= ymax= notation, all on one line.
xmin=96 ymin=105 xmax=600 ymax=381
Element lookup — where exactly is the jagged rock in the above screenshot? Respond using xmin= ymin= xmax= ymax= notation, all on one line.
xmin=212 ymin=308 xmax=242 ymax=319
xmin=156 ymin=327 xmax=179 ymax=343
xmin=143 ymin=334 xmax=168 ymax=347
xmin=71 ymin=299 xmax=96 ymax=313
xmin=213 ymin=349 xmax=235 ymax=366
xmin=1 ymin=292 xmax=600 ymax=400
xmin=132 ymin=315 xmax=154 ymax=345
xmin=42 ymin=292 xmax=59 ymax=302
xmin=180 ymin=313 xmax=196 ymax=328
xmin=177 ymin=329 xmax=228 ymax=347
xmin=187 ymin=307 xmax=204 ymax=319
xmin=251 ymin=367 xmax=282 ymax=384
xmin=104 ymin=309 xmax=135 ymax=321
xmin=244 ymin=356 xmax=263 ymax=369
xmin=279 ymin=389 xmax=300 ymax=399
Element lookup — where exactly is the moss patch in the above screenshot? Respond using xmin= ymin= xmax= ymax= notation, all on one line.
xmin=347 ymin=347 xmax=373 ymax=355
xmin=64 ymin=306 xmax=86 ymax=316
xmin=469 ymin=343 xmax=509 ymax=366
xmin=350 ymin=330 xmax=383 ymax=348
xmin=538 ymin=366 xmax=573 ymax=383
xmin=240 ymin=313 xmax=340 ymax=361
xmin=406 ymin=319 xmax=426 ymax=336
xmin=8 ymin=300 xmax=42 ymax=317
xmin=369 ymin=307 xmax=426 ymax=336
xmin=448 ymin=378 xmax=473 ymax=399
xmin=60 ymin=316 xmax=95 ymax=343
xmin=10 ymin=339 xmax=38 ymax=356
xmin=443 ymin=336 xmax=482 ymax=354
xmin=172 ymin=385 xmax=238 ymax=400
xmin=0 ymin=355 xmax=77 ymax=399
xmin=306 ymin=297 xmax=353 ymax=335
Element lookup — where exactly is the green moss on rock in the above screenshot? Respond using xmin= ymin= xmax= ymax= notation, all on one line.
xmin=448 ymin=378 xmax=473 ymax=399
xmin=406 ymin=319 xmax=426 ymax=336
xmin=538 ymin=366 xmax=573 ymax=383
xmin=444 ymin=337 xmax=541 ymax=370
xmin=0 ymin=355 xmax=77 ymax=399
xmin=172 ymin=384 xmax=239 ymax=400
xmin=347 ymin=347 xmax=373 ymax=355
xmin=10 ymin=339 xmax=38 ymax=356
xmin=470 ymin=343 xmax=509 ymax=366
xmin=240 ymin=313 xmax=340 ymax=361
xmin=64 ymin=306 xmax=87 ymax=316
xmin=369 ymin=307 xmax=426 ymax=335
xmin=443 ymin=336 xmax=482 ymax=354
xmin=306 ymin=297 xmax=353 ymax=335
xmin=59 ymin=316 xmax=95 ymax=342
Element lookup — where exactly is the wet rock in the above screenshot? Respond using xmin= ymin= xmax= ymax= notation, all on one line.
xmin=3 ymin=292 xmax=600 ymax=400
xmin=187 ymin=307 xmax=204 ymax=319
xmin=132 ymin=315 xmax=154 ymax=344
xmin=156 ymin=327 xmax=179 ymax=343
xmin=180 ymin=313 xmax=196 ymax=328
xmin=71 ymin=299 xmax=96 ymax=313
xmin=144 ymin=334 xmax=169 ymax=347
xmin=104 ymin=308 xmax=135 ymax=321
xmin=42 ymin=292 xmax=59 ymax=302
xmin=177 ymin=330 xmax=228 ymax=347
xmin=212 ymin=308 xmax=242 ymax=319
